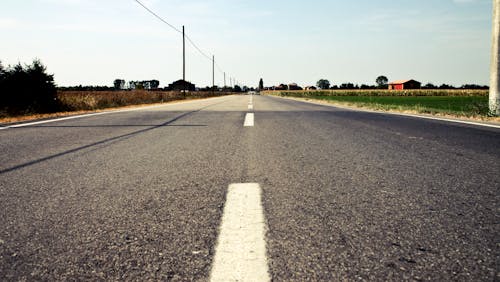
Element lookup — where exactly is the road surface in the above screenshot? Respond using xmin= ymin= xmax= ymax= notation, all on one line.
xmin=1 ymin=95 xmax=498 ymax=281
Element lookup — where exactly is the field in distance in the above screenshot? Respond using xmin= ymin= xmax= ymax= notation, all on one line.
xmin=265 ymin=89 xmax=497 ymax=120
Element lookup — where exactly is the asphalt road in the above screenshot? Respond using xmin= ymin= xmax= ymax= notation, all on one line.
xmin=0 ymin=94 xmax=498 ymax=281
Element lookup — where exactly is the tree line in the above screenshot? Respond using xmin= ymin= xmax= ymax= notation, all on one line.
xmin=314 ymin=76 xmax=488 ymax=90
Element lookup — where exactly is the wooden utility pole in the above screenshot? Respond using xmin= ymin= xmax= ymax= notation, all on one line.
xmin=490 ymin=0 xmax=500 ymax=115
xmin=182 ymin=26 xmax=186 ymax=94
xmin=183 ymin=26 xmax=185 ymax=82
xmin=212 ymin=55 xmax=215 ymax=90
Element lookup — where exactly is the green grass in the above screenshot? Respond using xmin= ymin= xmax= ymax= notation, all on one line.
xmin=311 ymin=96 xmax=489 ymax=116
xmin=263 ymin=90 xmax=491 ymax=117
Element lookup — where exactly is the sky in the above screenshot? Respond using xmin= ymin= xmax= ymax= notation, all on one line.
xmin=0 ymin=0 xmax=493 ymax=88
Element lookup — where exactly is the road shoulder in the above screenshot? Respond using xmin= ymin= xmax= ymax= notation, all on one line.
xmin=267 ymin=95 xmax=500 ymax=129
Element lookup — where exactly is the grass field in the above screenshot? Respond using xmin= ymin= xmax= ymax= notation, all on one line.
xmin=264 ymin=90 xmax=493 ymax=118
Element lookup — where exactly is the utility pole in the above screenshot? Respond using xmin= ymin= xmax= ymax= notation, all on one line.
xmin=224 ymin=72 xmax=226 ymax=89
xmin=182 ymin=26 xmax=186 ymax=94
xmin=183 ymin=26 xmax=185 ymax=82
xmin=212 ymin=55 xmax=215 ymax=91
xmin=490 ymin=0 xmax=500 ymax=115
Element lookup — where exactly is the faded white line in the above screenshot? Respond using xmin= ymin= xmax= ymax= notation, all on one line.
xmin=244 ymin=113 xmax=254 ymax=127
xmin=210 ymin=183 xmax=270 ymax=282
xmin=387 ymin=112 xmax=500 ymax=129
xmin=273 ymin=96 xmax=500 ymax=129
xmin=0 ymin=95 xmax=234 ymax=130
xmin=248 ymin=104 xmax=254 ymax=110
xmin=3 ymin=112 xmax=109 ymax=129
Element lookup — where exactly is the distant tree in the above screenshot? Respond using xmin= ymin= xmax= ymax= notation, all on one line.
xmin=277 ymin=83 xmax=288 ymax=90
xmin=422 ymin=83 xmax=437 ymax=89
xmin=461 ymin=84 xmax=488 ymax=90
xmin=316 ymin=79 xmax=330 ymax=90
xmin=113 ymin=79 xmax=125 ymax=90
xmin=360 ymin=84 xmax=374 ymax=89
xmin=150 ymin=80 xmax=160 ymax=89
xmin=59 ymin=85 xmax=113 ymax=91
xmin=439 ymin=84 xmax=454 ymax=89
xmin=376 ymin=75 xmax=388 ymax=88
xmin=340 ymin=83 xmax=355 ymax=89
xmin=0 ymin=61 xmax=4 ymax=78
xmin=259 ymin=78 xmax=264 ymax=90
xmin=234 ymin=85 xmax=242 ymax=92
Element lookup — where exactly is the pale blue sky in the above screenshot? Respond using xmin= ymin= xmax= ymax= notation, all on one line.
xmin=0 ymin=0 xmax=492 ymax=87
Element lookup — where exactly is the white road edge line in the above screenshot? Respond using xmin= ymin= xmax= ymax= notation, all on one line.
xmin=210 ymin=183 xmax=270 ymax=282
xmin=244 ymin=113 xmax=254 ymax=127
xmin=3 ymin=112 xmax=109 ymax=129
xmin=274 ymin=96 xmax=500 ymax=129
xmin=0 ymin=95 xmax=232 ymax=130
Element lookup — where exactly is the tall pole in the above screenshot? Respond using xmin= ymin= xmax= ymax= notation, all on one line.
xmin=212 ymin=55 xmax=215 ymax=90
xmin=183 ymin=26 xmax=185 ymax=82
xmin=490 ymin=1 xmax=500 ymax=115
xmin=224 ymin=72 xmax=226 ymax=88
xmin=182 ymin=26 xmax=186 ymax=94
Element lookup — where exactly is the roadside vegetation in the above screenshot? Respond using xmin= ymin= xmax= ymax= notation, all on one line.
xmin=58 ymin=90 xmax=226 ymax=111
xmin=0 ymin=59 xmax=235 ymax=122
xmin=0 ymin=59 xmax=58 ymax=117
xmin=264 ymin=90 xmax=494 ymax=118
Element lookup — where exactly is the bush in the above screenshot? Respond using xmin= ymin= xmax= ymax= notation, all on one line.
xmin=0 ymin=59 xmax=58 ymax=115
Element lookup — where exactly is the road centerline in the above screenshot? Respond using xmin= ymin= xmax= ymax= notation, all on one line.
xmin=210 ymin=183 xmax=270 ymax=282
xmin=244 ymin=113 xmax=254 ymax=127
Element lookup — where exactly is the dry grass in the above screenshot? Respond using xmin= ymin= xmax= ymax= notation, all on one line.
xmin=0 ymin=90 xmax=232 ymax=124
xmin=58 ymin=90 xmax=225 ymax=111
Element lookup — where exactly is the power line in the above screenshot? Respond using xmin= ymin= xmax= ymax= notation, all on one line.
xmin=134 ymin=0 xmax=182 ymax=34
xmin=185 ymin=35 xmax=212 ymax=61
xmin=134 ymin=0 xmax=233 ymax=85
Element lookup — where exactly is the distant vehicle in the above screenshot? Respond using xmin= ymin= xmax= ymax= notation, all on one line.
xmin=247 ymin=91 xmax=258 ymax=95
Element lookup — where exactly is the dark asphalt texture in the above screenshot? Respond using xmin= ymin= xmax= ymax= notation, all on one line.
xmin=0 ymin=95 xmax=499 ymax=281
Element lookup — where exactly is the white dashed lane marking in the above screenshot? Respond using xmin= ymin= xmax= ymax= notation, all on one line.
xmin=244 ymin=113 xmax=254 ymax=127
xmin=210 ymin=183 xmax=270 ymax=282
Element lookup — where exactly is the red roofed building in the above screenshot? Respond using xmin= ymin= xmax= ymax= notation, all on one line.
xmin=388 ymin=79 xmax=421 ymax=90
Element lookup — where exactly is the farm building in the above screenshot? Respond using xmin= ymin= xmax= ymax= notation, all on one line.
xmin=168 ymin=80 xmax=196 ymax=91
xmin=288 ymin=83 xmax=303 ymax=90
xmin=388 ymin=79 xmax=421 ymax=90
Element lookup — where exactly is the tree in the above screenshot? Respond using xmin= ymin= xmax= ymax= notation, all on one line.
xmin=340 ymin=83 xmax=355 ymax=89
xmin=0 ymin=59 xmax=57 ymax=114
xmin=439 ymin=84 xmax=454 ymax=89
xmin=376 ymin=75 xmax=388 ymax=88
xmin=150 ymin=80 xmax=160 ymax=89
xmin=258 ymin=78 xmax=264 ymax=90
xmin=316 ymin=79 xmax=330 ymax=89
xmin=0 ymin=60 xmax=4 ymax=78
xmin=0 ymin=60 xmax=58 ymax=115
xmin=423 ymin=83 xmax=436 ymax=89
xmin=113 ymin=79 xmax=125 ymax=90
